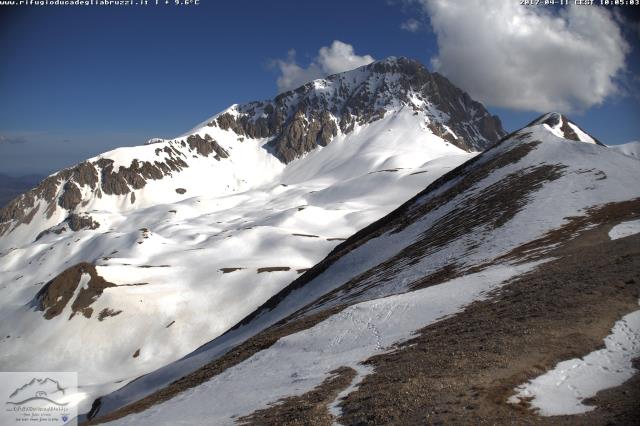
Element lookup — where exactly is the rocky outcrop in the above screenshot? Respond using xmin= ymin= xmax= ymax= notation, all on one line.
xmin=0 ymin=139 xmax=195 ymax=239
xmin=67 ymin=213 xmax=100 ymax=232
xmin=0 ymin=162 xmax=99 ymax=227
xmin=35 ymin=212 xmax=99 ymax=241
xmin=98 ymin=308 xmax=123 ymax=321
xmin=58 ymin=181 xmax=82 ymax=210
xmin=33 ymin=262 xmax=116 ymax=320
xmin=425 ymin=72 xmax=504 ymax=149
xmin=427 ymin=121 xmax=473 ymax=152
xmin=96 ymin=154 xmax=190 ymax=197
xmin=268 ymin=111 xmax=338 ymax=163
xmin=186 ymin=134 xmax=229 ymax=160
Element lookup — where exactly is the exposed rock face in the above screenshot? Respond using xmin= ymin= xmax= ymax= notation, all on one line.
xmin=33 ymin=262 xmax=116 ymax=320
xmin=186 ymin=134 xmax=229 ymax=160
xmin=0 ymin=162 xmax=99 ymax=227
xmin=0 ymin=138 xmax=203 ymax=240
xmin=269 ymin=111 xmax=338 ymax=163
xmin=96 ymin=153 xmax=189 ymax=197
xmin=427 ymin=121 xmax=473 ymax=151
xmin=0 ymin=129 xmax=236 ymax=242
xmin=210 ymin=57 xmax=505 ymax=161
xmin=58 ymin=181 xmax=82 ymax=210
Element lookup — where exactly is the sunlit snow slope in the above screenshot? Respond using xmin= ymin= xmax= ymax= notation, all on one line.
xmin=92 ymin=113 xmax=640 ymax=425
xmin=0 ymin=57 xmax=504 ymax=413
xmin=610 ymin=140 xmax=640 ymax=160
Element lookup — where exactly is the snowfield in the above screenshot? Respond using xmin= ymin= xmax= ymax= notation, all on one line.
xmin=610 ymin=141 xmax=640 ymax=160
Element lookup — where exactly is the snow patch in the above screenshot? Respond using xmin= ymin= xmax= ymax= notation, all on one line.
xmin=608 ymin=219 xmax=640 ymax=241
xmin=80 ymin=273 xmax=91 ymax=290
xmin=508 ymin=303 xmax=640 ymax=416
xmin=328 ymin=364 xmax=373 ymax=423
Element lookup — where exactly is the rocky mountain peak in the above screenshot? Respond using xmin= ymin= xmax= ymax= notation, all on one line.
xmin=208 ymin=57 xmax=505 ymax=161
xmin=524 ymin=112 xmax=605 ymax=146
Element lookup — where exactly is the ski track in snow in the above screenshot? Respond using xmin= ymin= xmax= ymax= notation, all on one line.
xmin=608 ymin=219 xmax=640 ymax=241
xmin=509 ymin=302 xmax=640 ymax=416
xmin=109 ymin=262 xmax=543 ymax=426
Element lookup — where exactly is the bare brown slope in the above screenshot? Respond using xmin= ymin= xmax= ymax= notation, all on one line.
xmin=242 ymin=209 xmax=640 ymax=425
xmin=334 ymin=218 xmax=640 ymax=426
xmin=34 ymin=262 xmax=116 ymax=320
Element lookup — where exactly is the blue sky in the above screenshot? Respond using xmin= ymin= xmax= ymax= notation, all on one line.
xmin=0 ymin=0 xmax=639 ymax=175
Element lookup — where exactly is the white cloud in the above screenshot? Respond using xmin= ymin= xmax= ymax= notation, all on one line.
xmin=400 ymin=18 xmax=421 ymax=32
xmin=613 ymin=8 xmax=640 ymax=39
xmin=416 ymin=0 xmax=630 ymax=113
xmin=273 ymin=41 xmax=374 ymax=92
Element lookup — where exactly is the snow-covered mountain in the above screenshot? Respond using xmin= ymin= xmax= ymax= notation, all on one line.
xmin=87 ymin=112 xmax=640 ymax=425
xmin=0 ymin=57 xmax=506 ymax=414
xmin=0 ymin=57 xmax=503 ymax=249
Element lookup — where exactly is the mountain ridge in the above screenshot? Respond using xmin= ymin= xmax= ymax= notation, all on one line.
xmin=83 ymin=112 xmax=640 ymax=424
xmin=0 ymin=57 xmax=504 ymax=249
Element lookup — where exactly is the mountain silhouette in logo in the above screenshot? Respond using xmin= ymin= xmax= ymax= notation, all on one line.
xmin=6 ymin=377 xmax=68 ymax=406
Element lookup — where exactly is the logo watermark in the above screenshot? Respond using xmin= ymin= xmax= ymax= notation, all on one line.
xmin=1 ymin=372 xmax=77 ymax=425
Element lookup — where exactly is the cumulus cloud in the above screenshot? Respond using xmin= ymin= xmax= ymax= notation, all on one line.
xmin=0 ymin=135 xmax=27 ymax=145
xmin=416 ymin=0 xmax=630 ymax=112
xmin=401 ymin=18 xmax=421 ymax=32
xmin=613 ymin=8 xmax=640 ymax=39
xmin=273 ymin=41 xmax=374 ymax=92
